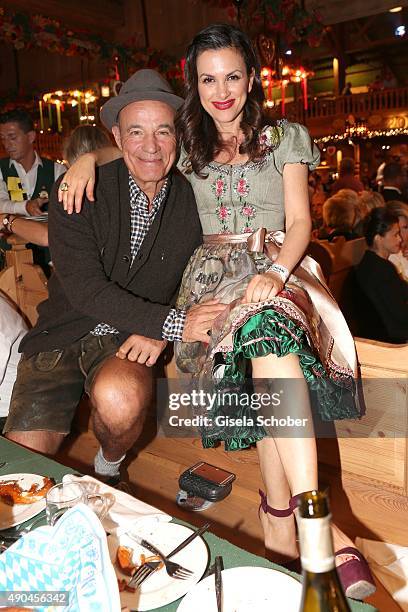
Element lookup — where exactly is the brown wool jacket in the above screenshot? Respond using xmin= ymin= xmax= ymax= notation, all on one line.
xmin=20 ymin=159 xmax=202 ymax=356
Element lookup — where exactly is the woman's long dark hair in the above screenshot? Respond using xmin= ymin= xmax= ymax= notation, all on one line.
xmin=177 ymin=23 xmax=269 ymax=177
xmin=364 ymin=207 xmax=399 ymax=247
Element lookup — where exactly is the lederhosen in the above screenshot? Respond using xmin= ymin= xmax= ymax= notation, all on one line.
xmin=0 ymin=157 xmax=55 ymax=276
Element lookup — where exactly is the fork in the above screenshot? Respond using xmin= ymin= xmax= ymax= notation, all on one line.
xmin=126 ymin=534 xmax=194 ymax=579
xmin=127 ymin=522 xmax=210 ymax=589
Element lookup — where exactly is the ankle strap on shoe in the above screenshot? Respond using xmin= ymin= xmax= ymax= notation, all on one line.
xmin=259 ymin=489 xmax=297 ymax=517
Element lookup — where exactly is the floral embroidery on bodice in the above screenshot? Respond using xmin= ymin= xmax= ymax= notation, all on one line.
xmin=208 ymin=121 xmax=287 ymax=234
xmin=179 ymin=120 xmax=320 ymax=236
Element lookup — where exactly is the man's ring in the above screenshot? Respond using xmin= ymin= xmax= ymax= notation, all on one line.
xmin=60 ymin=182 xmax=69 ymax=192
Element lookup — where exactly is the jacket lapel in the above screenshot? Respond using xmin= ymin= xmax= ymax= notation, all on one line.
xmin=124 ymin=173 xmax=174 ymax=287
xmin=109 ymin=161 xmax=131 ymax=283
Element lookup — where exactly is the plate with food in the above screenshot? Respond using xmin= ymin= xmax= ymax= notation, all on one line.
xmin=107 ymin=521 xmax=208 ymax=610
xmin=0 ymin=473 xmax=55 ymax=529
xmin=177 ymin=566 xmax=302 ymax=611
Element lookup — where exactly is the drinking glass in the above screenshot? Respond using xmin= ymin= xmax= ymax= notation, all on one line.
xmin=46 ymin=481 xmax=110 ymax=526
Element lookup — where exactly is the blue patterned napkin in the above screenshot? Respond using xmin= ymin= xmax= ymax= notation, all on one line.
xmin=0 ymin=503 xmax=120 ymax=611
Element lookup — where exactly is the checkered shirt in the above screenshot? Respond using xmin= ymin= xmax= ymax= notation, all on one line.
xmin=91 ymin=173 xmax=186 ymax=341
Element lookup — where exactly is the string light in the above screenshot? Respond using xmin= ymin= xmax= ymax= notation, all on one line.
xmin=316 ymin=126 xmax=408 ymax=144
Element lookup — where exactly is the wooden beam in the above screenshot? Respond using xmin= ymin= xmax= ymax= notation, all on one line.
xmin=354 ymin=14 xmax=380 ymax=40
xmin=349 ymin=36 xmax=408 ymax=52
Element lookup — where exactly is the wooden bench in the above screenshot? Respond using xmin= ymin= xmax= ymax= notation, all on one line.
xmin=307 ymin=236 xmax=367 ymax=301
xmin=0 ymin=236 xmax=48 ymax=325
xmin=318 ymin=338 xmax=408 ymax=545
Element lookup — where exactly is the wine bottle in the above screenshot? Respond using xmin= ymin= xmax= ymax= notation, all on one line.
xmin=298 ymin=490 xmax=351 ymax=612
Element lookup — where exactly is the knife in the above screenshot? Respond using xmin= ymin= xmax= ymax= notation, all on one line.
xmin=166 ymin=522 xmax=210 ymax=559
xmin=215 ymin=555 xmax=223 ymax=612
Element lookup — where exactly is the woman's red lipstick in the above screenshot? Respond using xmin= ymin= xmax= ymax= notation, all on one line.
xmin=212 ymin=99 xmax=235 ymax=110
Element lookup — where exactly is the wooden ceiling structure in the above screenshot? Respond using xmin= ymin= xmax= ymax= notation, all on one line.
xmin=2 ymin=0 xmax=407 ymax=50
xmin=307 ymin=0 xmax=408 ymax=24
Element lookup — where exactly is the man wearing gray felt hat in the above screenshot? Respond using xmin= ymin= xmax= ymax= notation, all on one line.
xmin=100 ymin=68 xmax=184 ymax=130
xmin=4 ymin=68 xmax=206 ymax=488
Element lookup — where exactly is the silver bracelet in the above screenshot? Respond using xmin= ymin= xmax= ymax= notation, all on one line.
xmin=269 ymin=263 xmax=290 ymax=283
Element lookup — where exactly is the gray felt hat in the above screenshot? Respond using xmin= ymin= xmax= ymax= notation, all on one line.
xmin=100 ymin=69 xmax=184 ymax=130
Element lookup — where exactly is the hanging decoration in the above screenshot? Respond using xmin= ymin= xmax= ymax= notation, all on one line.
xmin=260 ymin=64 xmax=314 ymax=114
xmin=201 ymin=0 xmax=326 ymax=48
xmin=42 ymin=89 xmax=98 ymax=130
xmin=0 ymin=7 xmax=182 ymax=83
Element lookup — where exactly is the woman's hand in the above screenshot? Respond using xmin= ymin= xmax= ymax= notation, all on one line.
xmin=58 ymin=153 xmax=97 ymax=214
xmin=244 ymin=271 xmax=284 ymax=303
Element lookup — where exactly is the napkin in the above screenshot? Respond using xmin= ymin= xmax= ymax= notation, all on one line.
xmin=62 ymin=474 xmax=172 ymax=535
xmin=0 ymin=503 xmax=121 ymax=612
xmin=356 ymin=537 xmax=408 ymax=611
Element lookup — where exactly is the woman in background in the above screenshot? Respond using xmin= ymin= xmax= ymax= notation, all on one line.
xmin=355 ymin=207 xmax=408 ymax=343
xmin=386 ymin=200 xmax=408 ymax=282
xmin=319 ymin=189 xmax=359 ymax=241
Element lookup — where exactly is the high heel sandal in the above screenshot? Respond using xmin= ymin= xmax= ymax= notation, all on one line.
xmin=259 ymin=489 xmax=376 ymax=600
xmin=258 ymin=489 xmax=302 ymax=573
xmin=334 ymin=547 xmax=376 ymax=600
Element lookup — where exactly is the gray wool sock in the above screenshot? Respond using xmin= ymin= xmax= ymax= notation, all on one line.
xmin=94 ymin=447 xmax=126 ymax=478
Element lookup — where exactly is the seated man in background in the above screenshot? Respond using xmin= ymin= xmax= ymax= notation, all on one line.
xmin=381 ymin=162 xmax=407 ymax=203
xmin=0 ymin=109 xmax=65 ymax=217
xmin=331 ymin=158 xmax=364 ymax=195
xmin=0 ymin=109 xmax=66 ymax=274
xmin=3 ymin=70 xmax=223 ymax=485
xmin=0 ymin=125 xmax=112 ymax=250
xmin=0 ymin=291 xmax=28 ymax=432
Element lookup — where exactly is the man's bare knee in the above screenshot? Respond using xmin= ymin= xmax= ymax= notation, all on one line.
xmin=5 ymin=430 xmax=65 ymax=455
xmin=90 ymin=360 xmax=152 ymax=422
xmin=93 ymin=390 xmax=149 ymax=438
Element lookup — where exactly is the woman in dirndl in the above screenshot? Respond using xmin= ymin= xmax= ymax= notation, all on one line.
xmin=57 ymin=22 xmax=375 ymax=600
xmin=174 ymin=23 xmax=374 ymax=600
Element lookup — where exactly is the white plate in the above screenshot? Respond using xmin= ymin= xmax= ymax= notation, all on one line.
xmin=177 ymin=566 xmax=302 ymax=612
xmin=0 ymin=473 xmax=47 ymax=529
xmin=108 ymin=522 xmax=209 ymax=611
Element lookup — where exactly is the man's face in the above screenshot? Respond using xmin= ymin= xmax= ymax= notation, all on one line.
xmin=112 ymin=101 xmax=176 ymax=191
xmin=0 ymin=122 xmax=35 ymax=162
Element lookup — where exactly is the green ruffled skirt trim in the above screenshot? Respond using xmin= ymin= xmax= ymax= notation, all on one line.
xmin=201 ymin=308 xmax=357 ymax=451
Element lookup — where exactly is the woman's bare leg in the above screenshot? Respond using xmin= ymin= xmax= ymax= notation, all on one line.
xmin=253 ymin=352 xmax=317 ymax=560
xmin=253 ymin=352 xmax=358 ymax=564
xmin=256 ymin=436 xmax=298 ymax=561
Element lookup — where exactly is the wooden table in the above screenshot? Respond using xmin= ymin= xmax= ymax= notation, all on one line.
xmin=0 ymin=437 xmax=376 ymax=612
